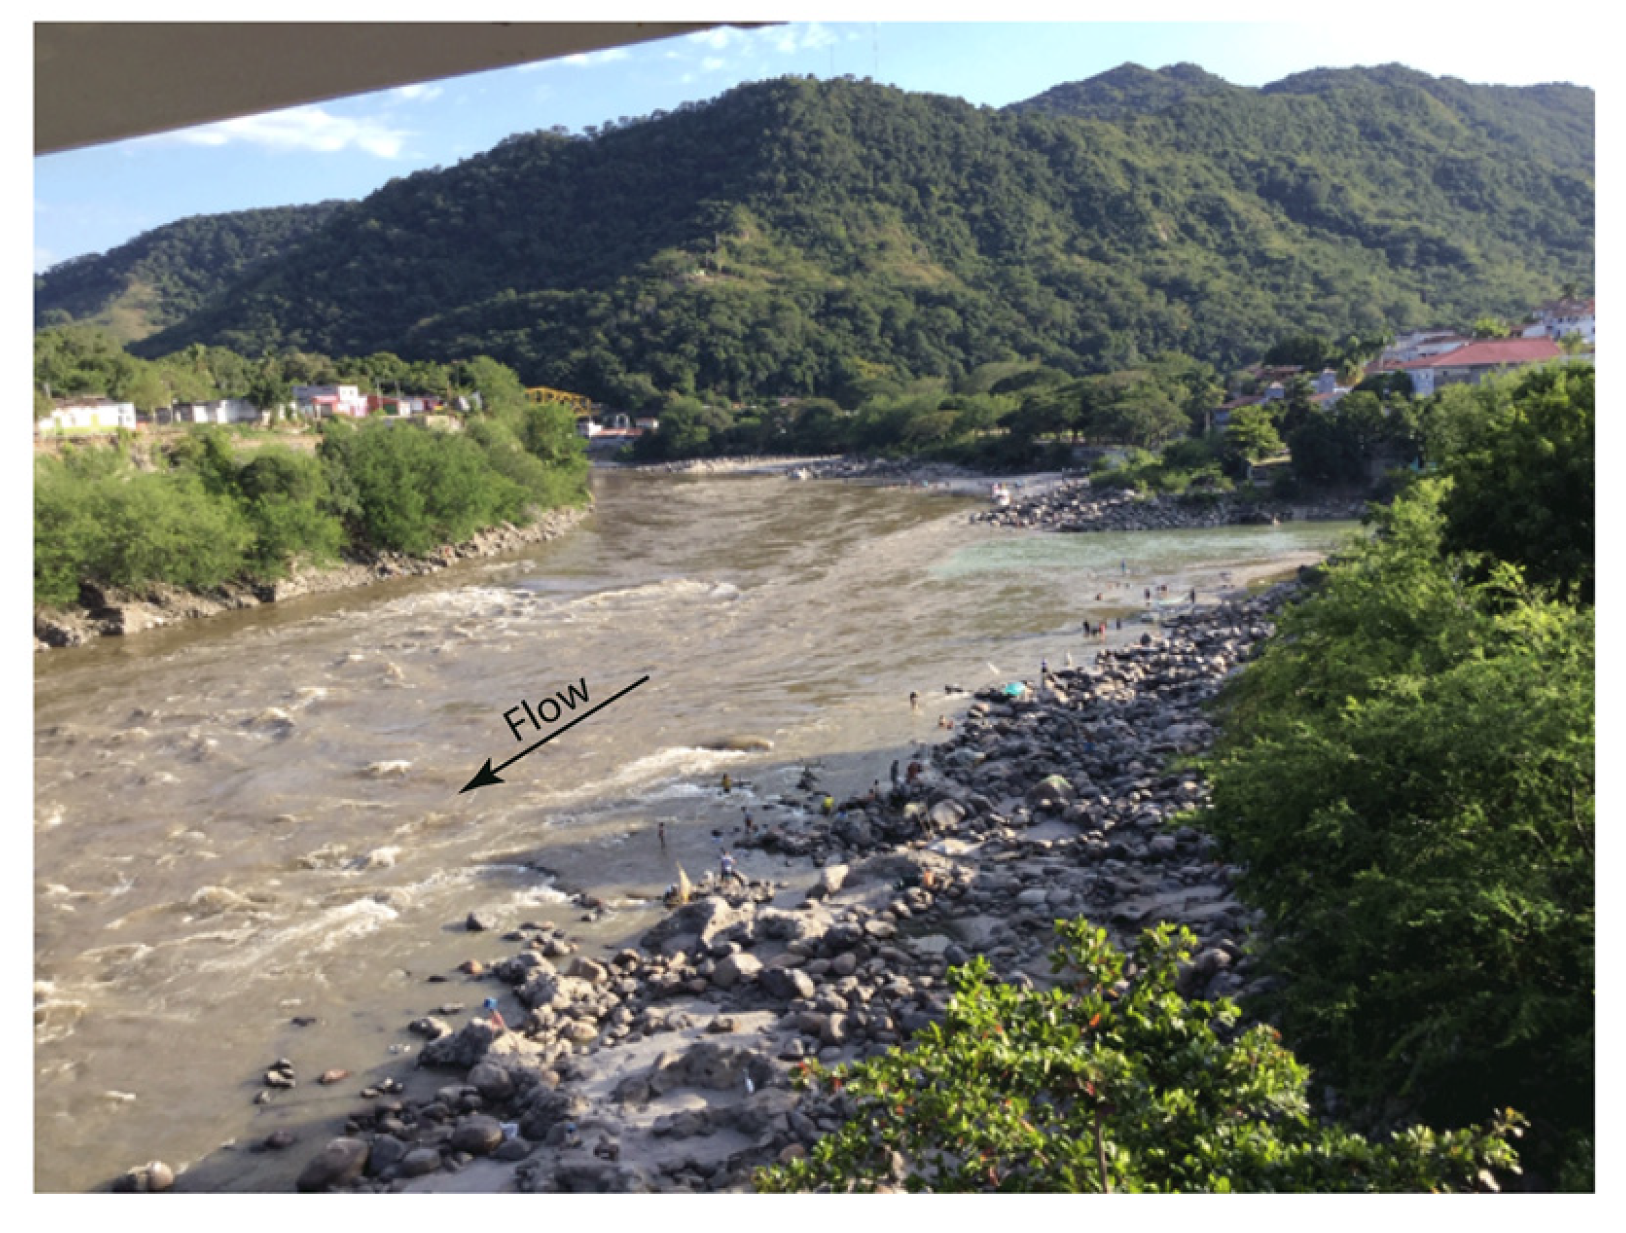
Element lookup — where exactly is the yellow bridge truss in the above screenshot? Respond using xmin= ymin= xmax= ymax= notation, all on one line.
xmin=525 ymin=386 xmax=595 ymax=417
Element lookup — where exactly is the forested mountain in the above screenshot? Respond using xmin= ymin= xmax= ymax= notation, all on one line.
xmin=41 ymin=65 xmax=1592 ymax=407
xmin=34 ymin=202 xmax=347 ymax=343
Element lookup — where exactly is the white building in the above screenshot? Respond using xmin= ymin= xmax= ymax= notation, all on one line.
xmin=175 ymin=398 xmax=263 ymax=425
xmin=292 ymin=384 xmax=369 ymax=418
xmin=1521 ymin=298 xmax=1595 ymax=345
xmin=1381 ymin=329 xmax=1471 ymax=364
xmin=36 ymin=397 xmax=137 ymax=434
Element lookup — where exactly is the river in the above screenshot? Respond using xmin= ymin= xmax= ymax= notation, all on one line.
xmin=32 ymin=467 xmax=1359 ymax=1192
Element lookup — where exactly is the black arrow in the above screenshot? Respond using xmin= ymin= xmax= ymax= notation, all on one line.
xmin=459 ymin=674 xmax=650 ymax=794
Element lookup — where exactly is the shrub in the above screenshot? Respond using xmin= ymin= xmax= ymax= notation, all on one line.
xmin=1203 ymin=481 xmax=1593 ymax=1187
xmin=757 ymin=921 xmax=1524 ymax=1194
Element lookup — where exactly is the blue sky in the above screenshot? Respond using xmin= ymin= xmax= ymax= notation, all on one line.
xmin=30 ymin=6 xmax=1605 ymax=274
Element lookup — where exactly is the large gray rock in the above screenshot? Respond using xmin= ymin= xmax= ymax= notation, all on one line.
xmin=808 ymin=864 xmax=849 ymax=899
xmin=449 ymin=1114 xmax=506 ymax=1157
xmin=760 ymin=966 xmax=816 ymax=1001
xmin=366 ymin=1134 xmax=408 ymax=1177
xmin=756 ymin=905 xmax=829 ymax=941
xmin=1028 ymin=775 xmax=1075 ymax=808
xmin=112 ymin=1160 xmax=175 ymax=1193
xmin=396 ymin=1148 xmax=441 ymax=1178
xmin=711 ymin=950 xmax=763 ymax=989
xmin=638 ymin=896 xmax=755 ymax=954
xmin=516 ymin=971 xmax=597 ymax=1011
xmin=295 ymin=1137 xmax=370 ymax=1192
xmin=467 ymin=1060 xmax=515 ymax=1102
xmin=417 ymin=1019 xmax=499 ymax=1070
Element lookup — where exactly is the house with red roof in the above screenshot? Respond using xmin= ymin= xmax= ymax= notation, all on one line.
xmin=1400 ymin=337 xmax=1564 ymax=396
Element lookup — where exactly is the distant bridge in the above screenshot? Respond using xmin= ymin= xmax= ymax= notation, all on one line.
xmin=525 ymin=386 xmax=595 ymax=417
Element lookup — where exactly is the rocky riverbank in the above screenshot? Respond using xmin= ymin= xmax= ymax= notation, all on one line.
xmin=33 ymin=503 xmax=591 ymax=653
xmin=143 ymin=585 xmax=1298 ymax=1194
xmin=974 ymin=480 xmax=1366 ymax=532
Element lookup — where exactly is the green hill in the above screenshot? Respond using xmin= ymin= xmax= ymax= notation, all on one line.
xmin=34 ymin=202 xmax=347 ymax=343
xmin=39 ymin=65 xmax=1591 ymax=406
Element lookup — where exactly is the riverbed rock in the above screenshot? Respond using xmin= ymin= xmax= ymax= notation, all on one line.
xmin=418 ymin=1019 xmax=501 ymax=1070
xmin=112 ymin=1160 xmax=175 ymax=1193
xmin=397 ymin=1147 xmax=442 ymax=1178
xmin=807 ymin=864 xmax=849 ymax=900
xmin=711 ymin=950 xmax=763 ymax=989
xmin=639 ymin=895 xmax=755 ymax=955
xmin=295 ymin=1137 xmax=370 ymax=1192
xmin=449 ymin=1114 xmax=506 ymax=1157
xmin=760 ymin=966 xmax=816 ymax=1002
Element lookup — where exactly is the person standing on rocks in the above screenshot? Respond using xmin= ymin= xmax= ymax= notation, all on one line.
xmin=910 ymin=691 xmax=921 ymax=714
xmin=719 ymin=851 xmax=746 ymax=888
xmin=482 ymin=997 xmax=508 ymax=1035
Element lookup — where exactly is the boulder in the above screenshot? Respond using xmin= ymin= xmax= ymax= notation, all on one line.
xmin=112 ymin=1160 xmax=175 ymax=1193
xmin=760 ymin=966 xmax=816 ymax=1002
xmin=566 ymin=956 xmax=609 ymax=984
xmin=366 ymin=1134 xmax=408 ymax=1177
xmin=418 ymin=1019 xmax=500 ymax=1070
xmin=449 ymin=1114 xmax=506 ymax=1157
xmin=711 ymin=951 xmax=763 ymax=989
xmin=515 ymin=971 xmax=596 ymax=1012
xmin=396 ymin=1148 xmax=442 ymax=1178
xmin=807 ymin=865 xmax=849 ymax=900
xmin=295 ymin=1137 xmax=370 ymax=1192
xmin=467 ymin=1060 xmax=515 ymax=1102
xmin=1028 ymin=775 xmax=1075 ymax=808
xmin=638 ymin=896 xmax=754 ymax=954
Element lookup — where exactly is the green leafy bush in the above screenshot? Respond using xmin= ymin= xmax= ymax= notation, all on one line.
xmin=1202 ymin=479 xmax=1593 ymax=1187
xmin=756 ymin=921 xmax=1523 ymax=1193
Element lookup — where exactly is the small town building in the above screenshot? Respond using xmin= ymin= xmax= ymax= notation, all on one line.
xmin=36 ymin=396 xmax=137 ymax=434
xmin=292 ymin=384 xmax=369 ymax=418
xmin=1520 ymin=297 xmax=1596 ymax=345
xmin=1399 ymin=337 xmax=1564 ymax=396
xmin=173 ymin=398 xmax=262 ymax=425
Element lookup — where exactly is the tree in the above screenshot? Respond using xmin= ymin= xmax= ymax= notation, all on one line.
xmin=756 ymin=921 xmax=1524 ymax=1194
xmin=1221 ymin=405 xmax=1284 ymax=472
xmin=1203 ymin=480 xmax=1594 ymax=1187
xmin=1439 ymin=363 xmax=1593 ymax=604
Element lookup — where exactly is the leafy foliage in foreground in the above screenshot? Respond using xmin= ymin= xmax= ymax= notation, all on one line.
xmin=1202 ymin=473 xmax=1594 ymax=1187
xmin=756 ymin=921 xmax=1523 ymax=1193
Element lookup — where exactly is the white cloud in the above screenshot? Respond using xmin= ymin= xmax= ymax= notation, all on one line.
xmin=688 ymin=27 xmax=745 ymax=51
xmin=775 ymin=22 xmax=839 ymax=55
xmin=393 ymin=83 xmax=444 ymax=103
xmin=161 ymin=106 xmax=410 ymax=158
xmin=702 ymin=57 xmax=727 ymax=73
xmin=563 ymin=47 xmax=631 ymax=69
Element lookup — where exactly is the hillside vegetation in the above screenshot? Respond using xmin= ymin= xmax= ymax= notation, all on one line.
xmin=34 ymin=203 xmax=346 ymax=343
xmin=35 ymin=65 xmax=1591 ymax=407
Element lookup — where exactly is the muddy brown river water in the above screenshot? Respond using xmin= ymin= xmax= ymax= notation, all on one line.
xmin=32 ymin=467 xmax=1358 ymax=1192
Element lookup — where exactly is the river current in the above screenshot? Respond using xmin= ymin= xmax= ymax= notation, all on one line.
xmin=33 ymin=468 xmax=1357 ymax=1192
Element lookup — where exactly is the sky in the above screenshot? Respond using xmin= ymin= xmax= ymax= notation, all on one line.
xmin=28 ymin=4 xmax=1608 ymax=274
